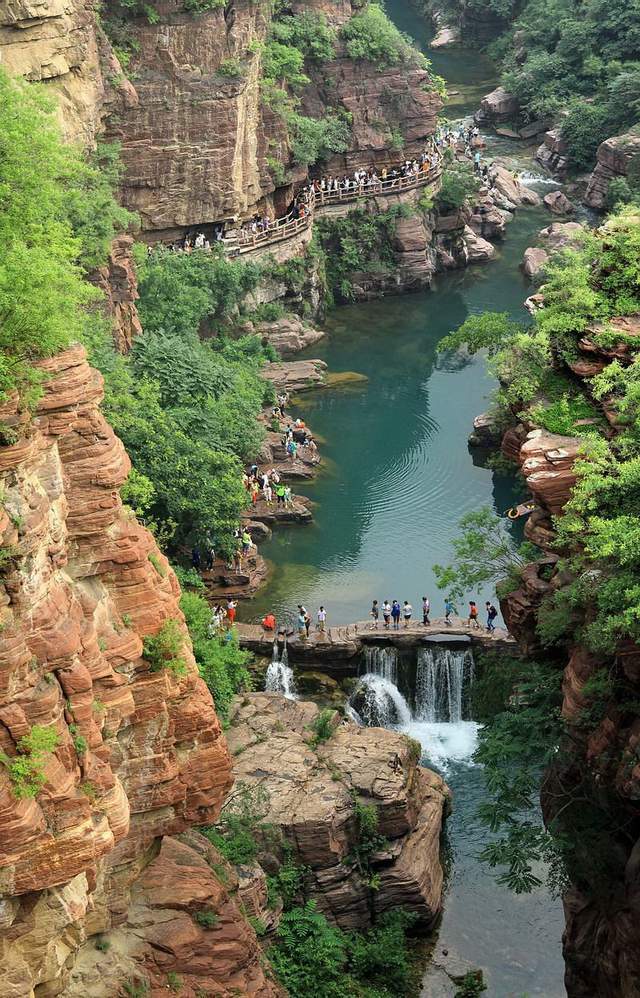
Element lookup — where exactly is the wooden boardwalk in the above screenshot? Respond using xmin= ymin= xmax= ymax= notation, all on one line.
xmin=223 ymin=166 xmax=442 ymax=256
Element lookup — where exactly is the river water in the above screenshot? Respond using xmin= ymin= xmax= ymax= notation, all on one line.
xmin=246 ymin=9 xmax=566 ymax=995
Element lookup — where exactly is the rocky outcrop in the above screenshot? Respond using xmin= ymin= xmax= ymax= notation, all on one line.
xmin=430 ymin=25 xmax=460 ymax=48
xmin=226 ymin=693 xmax=451 ymax=929
xmin=261 ymin=358 xmax=328 ymax=393
xmin=544 ymin=190 xmax=575 ymax=215
xmin=584 ymin=132 xmax=640 ymax=209
xmin=519 ymin=429 xmax=581 ymax=516
xmin=535 ymin=128 xmax=569 ymax=179
xmin=538 ymin=221 xmax=584 ymax=253
xmin=462 ymin=225 xmax=495 ymax=263
xmin=489 ymin=165 xmax=541 ymax=209
xmin=254 ymin=316 xmax=326 ymax=357
xmin=474 ymin=87 xmax=519 ymax=127
xmin=0 ymin=346 xmax=279 ymax=995
xmin=522 ymin=246 xmax=548 ymax=280
xmin=103 ymin=0 xmax=442 ymax=240
xmin=89 ymin=235 xmax=143 ymax=352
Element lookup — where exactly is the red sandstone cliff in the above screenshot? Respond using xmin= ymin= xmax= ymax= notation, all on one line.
xmin=0 ymin=346 xmax=278 ymax=996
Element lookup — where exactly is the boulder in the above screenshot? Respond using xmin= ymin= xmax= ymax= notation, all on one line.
xmin=522 ymin=246 xmax=549 ymax=280
xmin=543 ymin=190 xmax=575 ymax=215
xmin=256 ymin=316 xmax=325 ymax=358
xmin=475 ymin=87 xmax=519 ymax=126
xmin=430 ymin=25 xmax=460 ymax=48
xmin=261 ymin=359 xmax=327 ymax=393
xmin=538 ymin=221 xmax=584 ymax=252
xmin=468 ymin=411 xmax=503 ymax=447
xmin=535 ymin=128 xmax=569 ymax=179
xmin=490 ymin=165 xmax=540 ymax=207
xmin=584 ymin=132 xmax=640 ymax=208
xmin=463 ymin=225 xmax=496 ymax=263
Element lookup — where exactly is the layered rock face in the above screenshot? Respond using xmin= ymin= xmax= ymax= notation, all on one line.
xmin=227 ymin=693 xmax=450 ymax=930
xmin=103 ymin=0 xmax=442 ymax=240
xmin=0 ymin=0 xmax=135 ymax=146
xmin=0 ymin=347 xmax=279 ymax=995
xmin=584 ymin=133 xmax=640 ymax=209
xmin=495 ymin=337 xmax=640 ymax=997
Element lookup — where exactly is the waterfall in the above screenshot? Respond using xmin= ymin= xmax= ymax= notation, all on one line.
xmin=349 ymin=645 xmax=409 ymax=728
xmin=361 ymin=645 xmax=398 ymax=683
xmin=349 ymin=673 xmax=412 ymax=728
xmin=414 ymin=646 xmax=474 ymax=723
xmin=265 ymin=641 xmax=297 ymax=699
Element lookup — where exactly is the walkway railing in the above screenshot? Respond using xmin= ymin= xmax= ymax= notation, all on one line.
xmin=223 ymin=165 xmax=442 ymax=256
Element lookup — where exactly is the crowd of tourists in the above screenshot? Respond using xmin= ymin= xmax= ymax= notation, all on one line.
xmin=258 ymin=597 xmax=500 ymax=637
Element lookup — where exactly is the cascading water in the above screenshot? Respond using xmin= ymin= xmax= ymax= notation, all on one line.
xmin=265 ymin=641 xmax=297 ymax=699
xmin=407 ymin=645 xmax=478 ymax=770
xmin=349 ymin=673 xmax=412 ymax=728
xmin=349 ymin=645 xmax=410 ymax=727
xmin=414 ymin=646 xmax=475 ymax=723
xmin=349 ymin=643 xmax=479 ymax=770
xmin=361 ymin=645 xmax=398 ymax=683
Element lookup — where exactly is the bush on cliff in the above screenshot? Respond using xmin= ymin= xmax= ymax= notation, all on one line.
xmin=270 ymin=902 xmax=418 ymax=998
xmin=436 ymin=158 xmax=480 ymax=213
xmin=340 ymin=3 xmax=425 ymax=70
xmin=0 ymin=71 xmax=132 ymax=404
xmin=87 ymin=321 xmax=268 ymax=552
xmin=180 ymin=591 xmax=252 ymax=719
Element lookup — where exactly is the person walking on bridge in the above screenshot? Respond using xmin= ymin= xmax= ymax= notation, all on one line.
xmin=403 ymin=601 xmax=413 ymax=627
xmin=382 ymin=600 xmax=392 ymax=629
xmin=422 ymin=596 xmax=431 ymax=626
xmin=391 ymin=600 xmax=401 ymax=630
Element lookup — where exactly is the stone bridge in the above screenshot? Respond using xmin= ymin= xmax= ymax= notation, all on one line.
xmin=223 ymin=166 xmax=442 ymax=257
xmin=236 ymin=617 xmax=515 ymax=676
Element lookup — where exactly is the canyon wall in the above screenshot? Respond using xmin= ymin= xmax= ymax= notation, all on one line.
xmin=0 ymin=347 xmax=278 ymax=996
xmin=497 ymin=330 xmax=640 ymax=998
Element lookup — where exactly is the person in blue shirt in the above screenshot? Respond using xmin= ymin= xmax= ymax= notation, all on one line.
xmin=391 ymin=600 xmax=401 ymax=630
xmin=444 ymin=598 xmax=455 ymax=625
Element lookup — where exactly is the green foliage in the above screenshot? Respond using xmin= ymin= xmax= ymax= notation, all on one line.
xmin=340 ymin=4 xmax=425 ymax=69
xmin=148 ymin=552 xmax=167 ymax=578
xmin=136 ymin=246 xmax=260 ymax=338
xmin=433 ymin=508 xmax=535 ymax=603
xmin=200 ymin=782 xmax=273 ymax=865
xmin=81 ymin=781 xmax=98 ymax=801
xmin=180 ymin=590 xmax=252 ymax=718
xmin=270 ymin=901 xmax=417 ymax=998
xmin=87 ymin=291 xmax=269 ymax=551
xmin=349 ymin=799 xmax=388 ymax=881
xmin=528 ymin=394 xmax=602 ymax=435
xmin=285 ymin=108 xmax=352 ymax=167
xmin=454 ymin=972 xmax=487 ymax=997
xmin=316 ymin=206 xmax=411 ymax=301
xmin=193 ymin=909 xmax=219 ymax=929
xmin=474 ymin=659 xmax=566 ymax=893
xmin=436 ymin=159 xmax=480 ymax=212
xmin=182 ymin=0 xmax=225 ymax=12
xmin=0 ymin=70 xmax=98 ymax=402
xmin=217 ymin=57 xmax=243 ymax=78
xmin=73 ymin=734 xmax=88 ymax=755
xmin=94 ymin=937 xmax=110 ymax=952
xmin=272 ymin=11 xmax=337 ymax=63
xmin=143 ymin=619 xmax=188 ymax=677
xmin=267 ymin=855 xmax=309 ymax=910
xmin=489 ymin=0 xmax=640 ymax=168
xmin=308 ymin=708 xmax=335 ymax=747
xmin=122 ymin=977 xmax=149 ymax=998
xmin=0 ymin=725 xmax=59 ymax=799
xmin=166 ymin=973 xmax=183 ymax=994
xmin=471 ymin=652 xmax=532 ymax=723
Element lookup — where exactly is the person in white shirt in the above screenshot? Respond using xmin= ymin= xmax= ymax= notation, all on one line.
xmin=403 ymin=601 xmax=413 ymax=627
xmin=317 ymin=606 xmax=327 ymax=632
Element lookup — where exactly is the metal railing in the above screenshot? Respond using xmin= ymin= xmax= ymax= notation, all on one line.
xmin=222 ymin=165 xmax=441 ymax=255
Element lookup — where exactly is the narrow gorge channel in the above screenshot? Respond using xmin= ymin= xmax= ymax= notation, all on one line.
xmin=249 ymin=14 xmax=566 ymax=995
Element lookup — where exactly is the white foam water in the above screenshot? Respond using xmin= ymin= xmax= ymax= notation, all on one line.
xmin=349 ymin=672 xmax=412 ymax=728
xmin=265 ymin=641 xmax=297 ymax=699
xmin=404 ymin=719 xmax=480 ymax=771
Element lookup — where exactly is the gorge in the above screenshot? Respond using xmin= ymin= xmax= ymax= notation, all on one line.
xmin=1 ymin=0 xmax=640 ymax=995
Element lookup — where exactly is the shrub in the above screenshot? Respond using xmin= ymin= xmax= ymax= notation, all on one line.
xmin=340 ymin=5 xmax=423 ymax=69
xmin=94 ymin=937 xmax=110 ymax=952
xmin=436 ymin=160 xmax=480 ymax=213
xmin=218 ymin=57 xmax=243 ymax=77
xmin=193 ymin=909 xmax=219 ymax=929
xmin=180 ymin=591 xmax=252 ymax=718
xmin=308 ymin=708 xmax=335 ymax=747
xmin=143 ymin=619 xmax=188 ymax=677
xmin=271 ymin=12 xmax=337 ymax=63
xmin=0 ymin=725 xmax=59 ymax=799
xmin=200 ymin=782 xmax=273 ymax=865
xmin=528 ymin=394 xmax=601 ymax=435
xmin=166 ymin=973 xmax=183 ymax=994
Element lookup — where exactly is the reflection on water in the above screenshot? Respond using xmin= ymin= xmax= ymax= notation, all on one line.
xmin=245 ymin=207 xmax=548 ymax=629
